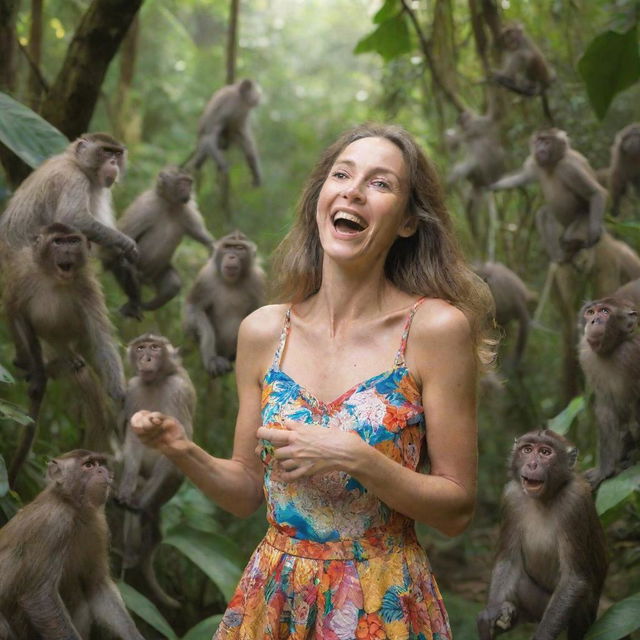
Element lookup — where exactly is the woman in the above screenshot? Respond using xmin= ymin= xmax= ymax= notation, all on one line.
xmin=131 ymin=123 xmax=494 ymax=639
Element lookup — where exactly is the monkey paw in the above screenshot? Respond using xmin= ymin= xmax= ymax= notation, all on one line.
xmin=496 ymin=602 xmax=516 ymax=630
xmin=207 ymin=356 xmax=233 ymax=377
xmin=119 ymin=301 xmax=144 ymax=321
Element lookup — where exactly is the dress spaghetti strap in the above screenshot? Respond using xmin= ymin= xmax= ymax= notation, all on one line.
xmin=271 ymin=307 xmax=291 ymax=369
xmin=393 ymin=296 xmax=427 ymax=368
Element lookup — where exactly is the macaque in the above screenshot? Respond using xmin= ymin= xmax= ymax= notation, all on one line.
xmin=104 ymin=166 xmax=214 ymax=319
xmin=491 ymin=129 xmax=607 ymax=264
xmin=579 ymin=297 xmax=640 ymax=487
xmin=612 ymin=277 xmax=640 ymax=308
xmin=474 ymin=262 xmax=536 ymax=366
xmin=117 ymin=334 xmax=195 ymax=608
xmin=0 ymin=450 xmax=145 ymax=640
xmin=493 ymin=23 xmax=555 ymax=97
xmin=477 ymin=430 xmax=607 ymax=640
xmin=184 ymin=230 xmax=265 ymax=377
xmin=187 ymin=79 xmax=262 ymax=187
xmin=607 ymin=123 xmax=640 ymax=217
xmin=3 ymin=224 xmax=125 ymax=485
xmin=0 ymin=133 xmax=137 ymax=261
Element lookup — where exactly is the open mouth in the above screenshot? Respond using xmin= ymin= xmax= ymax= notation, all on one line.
xmin=332 ymin=211 xmax=368 ymax=234
xmin=56 ymin=262 xmax=74 ymax=278
xmin=521 ymin=476 xmax=544 ymax=494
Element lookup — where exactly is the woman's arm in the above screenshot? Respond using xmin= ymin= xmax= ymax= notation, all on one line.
xmin=257 ymin=300 xmax=478 ymax=536
xmin=131 ymin=306 xmax=284 ymax=518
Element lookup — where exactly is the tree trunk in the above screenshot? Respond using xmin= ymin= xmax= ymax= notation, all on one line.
xmin=0 ymin=0 xmax=19 ymax=93
xmin=225 ymin=0 xmax=239 ymax=85
xmin=39 ymin=0 xmax=145 ymax=139
xmin=27 ymin=0 xmax=44 ymax=109
xmin=114 ymin=15 xmax=140 ymax=141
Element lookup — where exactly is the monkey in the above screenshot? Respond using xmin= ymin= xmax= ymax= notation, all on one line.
xmin=184 ymin=230 xmax=265 ymax=377
xmin=490 ymin=129 xmax=607 ymax=265
xmin=3 ymin=224 xmax=125 ymax=485
xmin=116 ymin=333 xmax=195 ymax=609
xmin=0 ymin=450 xmax=145 ymax=640
xmin=611 ymin=277 xmax=640 ymax=308
xmin=578 ymin=297 xmax=640 ymax=487
xmin=186 ymin=78 xmax=262 ymax=187
xmin=446 ymin=109 xmax=506 ymax=252
xmin=104 ymin=166 xmax=214 ymax=319
xmin=493 ymin=23 xmax=555 ymax=98
xmin=607 ymin=123 xmax=640 ymax=217
xmin=0 ymin=133 xmax=137 ymax=262
xmin=474 ymin=262 xmax=536 ymax=367
xmin=477 ymin=429 xmax=607 ymax=640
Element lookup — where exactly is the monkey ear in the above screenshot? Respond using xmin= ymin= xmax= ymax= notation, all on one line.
xmin=566 ymin=446 xmax=578 ymax=469
xmin=46 ymin=459 xmax=63 ymax=484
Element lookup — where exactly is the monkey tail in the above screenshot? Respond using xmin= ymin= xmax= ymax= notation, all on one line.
xmin=141 ymin=548 xmax=182 ymax=609
xmin=70 ymin=365 xmax=114 ymax=450
xmin=540 ymin=93 xmax=555 ymax=125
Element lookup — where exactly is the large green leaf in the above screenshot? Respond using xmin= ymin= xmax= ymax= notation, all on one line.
xmin=595 ymin=464 xmax=640 ymax=516
xmin=0 ymin=92 xmax=68 ymax=168
xmin=585 ymin=592 xmax=640 ymax=639
xmin=163 ymin=527 xmax=244 ymax=602
xmin=606 ymin=218 xmax=640 ymax=246
xmin=577 ymin=27 xmax=640 ymax=120
xmin=546 ymin=396 xmax=584 ymax=435
xmin=117 ymin=581 xmax=178 ymax=640
xmin=0 ymin=400 xmax=34 ymax=426
xmin=373 ymin=0 xmax=401 ymax=23
xmin=181 ymin=614 xmax=224 ymax=640
xmin=0 ymin=364 xmax=15 ymax=384
xmin=354 ymin=12 xmax=412 ymax=61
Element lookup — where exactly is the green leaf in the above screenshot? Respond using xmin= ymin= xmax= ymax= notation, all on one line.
xmin=354 ymin=13 xmax=412 ymax=62
xmin=585 ymin=592 xmax=640 ymax=639
xmin=0 ymin=92 xmax=68 ymax=168
xmin=0 ymin=456 xmax=8 ymax=498
xmin=606 ymin=217 xmax=640 ymax=246
xmin=374 ymin=0 xmax=401 ymax=23
xmin=0 ymin=364 xmax=15 ymax=384
xmin=595 ymin=464 xmax=640 ymax=516
xmin=0 ymin=400 xmax=34 ymax=426
xmin=181 ymin=614 xmax=224 ymax=640
xmin=163 ymin=527 xmax=244 ymax=602
xmin=547 ymin=396 xmax=585 ymax=435
xmin=117 ymin=581 xmax=178 ymax=640
xmin=577 ymin=27 xmax=640 ymax=120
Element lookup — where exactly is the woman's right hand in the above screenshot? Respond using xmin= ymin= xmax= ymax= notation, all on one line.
xmin=130 ymin=410 xmax=188 ymax=454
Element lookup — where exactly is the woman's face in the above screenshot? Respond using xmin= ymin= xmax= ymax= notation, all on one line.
xmin=316 ymin=136 xmax=414 ymax=266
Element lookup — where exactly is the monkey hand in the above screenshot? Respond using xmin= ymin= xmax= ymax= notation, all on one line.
xmin=120 ymin=236 xmax=139 ymax=264
xmin=495 ymin=602 xmax=516 ymax=630
xmin=119 ymin=300 xmax=144 ymax=321
xmin=477 ymin=602 xmax=516 ymax=639
xmin=206 ymin=355 xmax=233 ymax=377
xmin=256 ymin=420 xmax=364 ymax=481
xmin=130 ymin=410 xmax=188 ymax=455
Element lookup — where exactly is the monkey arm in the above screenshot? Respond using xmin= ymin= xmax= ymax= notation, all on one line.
xmin=184 ymin=295 xmax=220 ymax=374
xmin=446 ymin=159 xmax=476 ymax=186
xmin=182 ymin=206 xmax=215 ymax=249
xmin=86 ymin=581 xmax=144 ymax=640
xmin=490 ymin=158 xmax=537 ymax=191
xmin=86 ymin=312 xmax=125 ymax=404
xmin=237 ymin=127 xmax=262 ymax=187
xmin=118 ymin=426 xmax=144 ymax=505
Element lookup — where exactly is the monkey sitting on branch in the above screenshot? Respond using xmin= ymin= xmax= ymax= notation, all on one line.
xmin=104 ymin=166 xmax=215 ymax=319
xmin=184 ymin=230 xmax=265 ymax=377
xmin=579 ymin=296 xmax=640 ymax=487
xmin=477 ymin=429 xmax=607 ymax=640
xmin=0 ymin=450 xmax=145 ymax=640
xmin=116 ymin=333 xmax=196 ymax=609
xmin=3 ymin=223 xmax=125 ymax=486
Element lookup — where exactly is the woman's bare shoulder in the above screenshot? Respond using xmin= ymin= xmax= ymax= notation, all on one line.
xmin=239 ymin=303 xmax=290 ymax=346
xmin=411 ymin=298 xmax=472 ymax=349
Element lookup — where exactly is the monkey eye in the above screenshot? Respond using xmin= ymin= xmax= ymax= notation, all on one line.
xmin=601 ymin=307 xmax=610 ymax=314
xmin=83 ymin=460 xmax=97 ymax=468
xmin=540 ymin=447 xmax=553 ymax=456
xmin=585 ymin=308 xmax=594 ymax=316
xmin=521 ymin=444 xmax=533 ymax=453
xmin=136 ymin=345 xmax=145 ymax=351
xmin=150 ymin=344 xmax=162 ymax=350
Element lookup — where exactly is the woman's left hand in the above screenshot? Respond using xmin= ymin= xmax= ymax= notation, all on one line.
xmin=256 ymin=420 xmax=364 ymax=480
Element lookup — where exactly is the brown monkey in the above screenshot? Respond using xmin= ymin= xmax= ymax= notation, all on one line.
xmin=477 ymin=430 xmax=607 ymax=640
xmin=0 ymin=133 xmax=137 ymax=261
xmin=187 ymin=79 xmax=262 ymax=186
xmin=3 ymin=224 xmax=125 ymax=485
xmin=612 ymin=277 xmax=640 ymax=308
xmin=579 ymin=297 xmax=640 ymax=487
xmin=184 ymin=230 xmax=265 ymax=376
xmin=116 ymin=333 xmax=195 ymax=608
xmin=0 ymin=450 xmax=145 ymax=640
xmin=474 ymin=262 xmax=536 ymax=367
xmin=104 ymin=166 xmax=214 ymax=319
xmin=491 ymin=129 xmax=607 ymax=264
xmin=493 ymin=23 xmax=555 ymax=97
xmin=607 ymin=123 xmax=640 ymax=217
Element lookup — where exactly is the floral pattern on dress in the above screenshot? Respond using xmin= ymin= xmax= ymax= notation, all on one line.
xmin=214 ymin=299 xmax=452 ymax=640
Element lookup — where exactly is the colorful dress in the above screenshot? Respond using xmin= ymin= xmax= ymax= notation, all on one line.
xmin=214 ymin=298 xmax=452 ymax=640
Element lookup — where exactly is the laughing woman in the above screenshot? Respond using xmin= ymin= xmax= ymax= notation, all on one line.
xmin=131 ymin=123 xmax=494 ymax=640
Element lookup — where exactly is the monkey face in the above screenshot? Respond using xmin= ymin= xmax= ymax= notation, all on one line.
xmin=83 ymin=456 xmax=113 ymax=507
xmin=513 ymin=439 xmax=558 ymax=498
xmin=621 ymin=128 xmax=640 ymax=159
xmin=133 ymin=340 xmax=168 ymax=382
xmin=533 ymin=134 xmax=565 ymax=167
xmin=583 ymin=299 xmax=637 ymax=354
xmin=43 ymin=231 xmax=88 ymax=282
xmin=158 ymin=167 xmax=193 ymax=204
xmin=316 ymin=137 xmax=413 ymax=266
xmin=218 ymin=244 xmax=249 ymax=283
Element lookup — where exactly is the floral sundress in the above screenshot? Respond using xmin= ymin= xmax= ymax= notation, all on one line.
xmin=214 ymin=298 xmax=452 ymax=640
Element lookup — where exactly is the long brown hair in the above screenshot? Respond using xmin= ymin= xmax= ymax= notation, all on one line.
xmin=271 ymin=123 xmax=496 ymax=367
